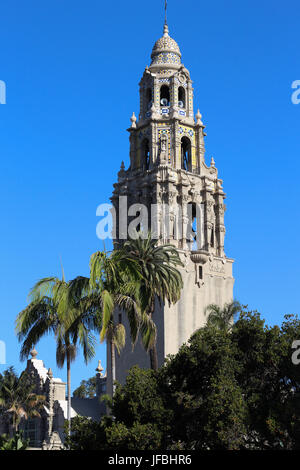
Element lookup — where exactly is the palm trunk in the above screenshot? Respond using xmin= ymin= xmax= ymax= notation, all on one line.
xmin=67 ymin=352 xmax=71 ymax=436
xmin=149 ymin=344 xmax=158 ymax=370
xmin=111 ymin=339 xmax=116 ymax=396
xmin=148 ymin=302 xmax=158 ymax=370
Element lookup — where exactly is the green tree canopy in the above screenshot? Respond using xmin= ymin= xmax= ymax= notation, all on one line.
xmin=73 ymin=377 xmax=97 ymax=399
xmin=67 ymin=307 xmax=300 ymax=450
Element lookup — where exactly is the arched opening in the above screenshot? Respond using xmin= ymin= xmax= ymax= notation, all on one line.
xmin=142 ymin=138 xmax=150 ymax=170
xmin=146 ymin=88 xmax=152 ymax=110
xmin=181 ymin=137 xmax=192 ymax=171
xmin=160 ymin=85 xmax=170 ymax=107
xmin=187 ymin=201 xmax=197 ymax=250
xmin=178 ymin=86 xmax=186 ymax=108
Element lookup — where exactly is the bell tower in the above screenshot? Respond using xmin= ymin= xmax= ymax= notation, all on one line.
xmin=108 ymin=19 xmax=235 ymax=391
xmin=129 ymin=22 xmax=201 ymax=176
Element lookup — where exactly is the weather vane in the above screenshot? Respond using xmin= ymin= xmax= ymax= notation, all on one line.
xmin=164 ymin=0 xmax=168 ymax=25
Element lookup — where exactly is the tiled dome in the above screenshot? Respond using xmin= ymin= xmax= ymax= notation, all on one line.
xmin=150 ymin=24 xmax=182 ymax=66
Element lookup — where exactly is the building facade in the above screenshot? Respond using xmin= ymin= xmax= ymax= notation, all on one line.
xmin=107 ymin=22 xmax=235 ymax=394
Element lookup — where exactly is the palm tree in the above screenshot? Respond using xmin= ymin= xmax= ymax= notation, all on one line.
xmin=0 ymin=367 xmax=45 ymax=435
xmin=15 ymin=273 xmax=100 ymax=433
xmin=205 ymin=300 xmax=242 ymax=332
xmin=119 ymin=233 xmax=184 ymax=370
xmin=89 ymin=249 xmax=148 ymax=395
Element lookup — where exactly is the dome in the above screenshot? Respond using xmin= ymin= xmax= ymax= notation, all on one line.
xmin=150 ymin=24 xmax=182 ymax=67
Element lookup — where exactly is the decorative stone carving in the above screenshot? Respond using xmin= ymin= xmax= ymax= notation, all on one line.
xmin=130 ymin=112 xmax=137 ymax=128
xmin=190 ymin=250 xmax=209 ymax=264
xmin=209 ymin=258 xmax=226 ymax=274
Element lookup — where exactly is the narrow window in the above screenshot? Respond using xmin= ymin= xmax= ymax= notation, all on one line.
xmin=118 ymin=313 xmax=122 ymax=324
xmin=178 ymin=86 xmax=186 ymax=108
xmin=187 ymin=202 xmax=197 ymax=250
xmin=142 ymin=138 xmax=150 ymax=170
xmin=210 ymin=226 xmax=214 ymax=247
xmin=160 ymin=85 xmax=170 ymax=107
xmin=146 ymin=88 xmax=152 ymax=110
xmin=181 ymin=137 xmax=191 ymax=171
xmin=199 ymin=266 xmax=203 ymax=280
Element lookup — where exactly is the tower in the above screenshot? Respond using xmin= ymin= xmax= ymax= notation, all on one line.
xmin=107 ymin=20 xmax=235 ymax=392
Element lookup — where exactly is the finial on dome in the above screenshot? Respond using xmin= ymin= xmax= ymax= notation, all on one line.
xmin=210 ymin=156 xmax=216 ymax=167
xmin=96 ymin=360 xmax=104 ymax=377
xmin=30 ymin=347 xmax=38 ymax=359
xmin=130 ymin=112 xmax=137 ymax=128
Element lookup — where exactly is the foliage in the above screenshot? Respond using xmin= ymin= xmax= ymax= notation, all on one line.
xmin=15 ymin=273 xmax=101 ymax=430
xmin=89 ymin=248 xmax=143 ymax=395
xmin=64 ymin=416 xmax=107 ymax=450
xmin=230 ymin=310 xmax=300 ymax=448
xmin=0 ymin=432 xmax=29 ymax=451
xmin=205 ymin=300 xmax=242 ymax=332
xmin=105 ymin=421 xmax=162 ymax=450
xmin=73 ymin=377 xmax=97 ymax=399
xmin=120 ymin=234 xmax=183 ymax=316
xmin=163 ymin=326 xmax=247 ymax=449
xmin=67 ymin=308 xmax=300 ymax=450
xmin=112 ymin=367 xmax=172 ymax=430
xmin=118 ymin=234 xmax=183 ymax=369
xmin=0 ymin=367 xmax=45 ymax=433
xmin=16 ymin=274 xmax=100 ymax=366
xmin=89 ymin=242 xmax=159 ymax=354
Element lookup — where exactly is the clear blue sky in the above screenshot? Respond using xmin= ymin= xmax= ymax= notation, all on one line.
xmin=0 ymin=0 xmax=299 ymax=391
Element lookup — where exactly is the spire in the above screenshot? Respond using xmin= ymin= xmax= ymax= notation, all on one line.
xmin=163 ymin=1 xmax=169 ymax=37
xmin=163 ymin=23 xmax=169 ymax=37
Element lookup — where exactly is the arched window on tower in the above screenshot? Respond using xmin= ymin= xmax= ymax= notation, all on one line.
xmin=187 ymin=202 xmax=197 ymax=250
xmin=178 ymin=86 xmax=186 ymax=108
xmin=160 ymin=85 xmax=170 ymax=107
xmin=142 ymin=138 xmax=150 ymax=170
xmin=181 ymin=137 xmax=192 ymax=172
xmin=146 ymin=88 xmax=152 ymax=110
